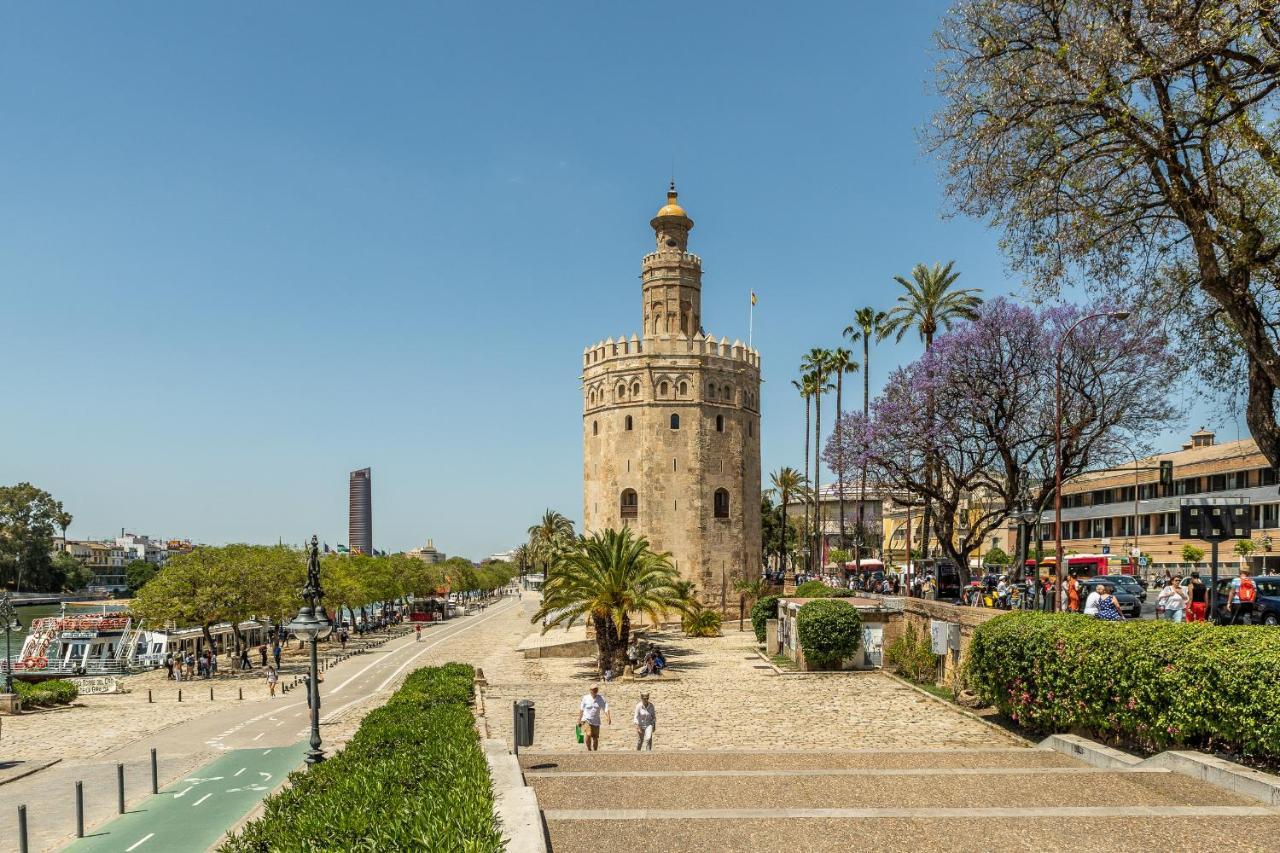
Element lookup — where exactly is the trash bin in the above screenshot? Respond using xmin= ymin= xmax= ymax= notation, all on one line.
xmin=514 ymin=699 xmax=536 ymax=748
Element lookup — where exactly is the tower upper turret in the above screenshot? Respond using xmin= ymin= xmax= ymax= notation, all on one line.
xmin=643 ymin=183 xmax=702 ymax=338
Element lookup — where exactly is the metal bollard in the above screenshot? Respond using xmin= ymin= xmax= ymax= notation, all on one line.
xmin=148 ymin=689 xmax=153 ymax=703
xmin=117 ymin=762 xmax=125 ymax=813
xmin=210 ymin=687 xmax=214 ymax=701
xmin=75 ymin=781 xmax=84 ymax=837
xmin=239 ymin=687 xmax=243 ymax=700
xmin=178 ymin=689 xmax=182 ymax=702
xmin=151 ymin=748 xmax=158 ymax=794
xmin=18 ymin=804 xmax=28 ymax=853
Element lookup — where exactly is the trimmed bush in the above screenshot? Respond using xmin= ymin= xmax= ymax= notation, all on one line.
xmin=966 ymin=612 xmax=1280 ymax=759
xmin=884 ymin=622 xmax=937 ymax=684
xmin=750 ymin=595 xmax=780 ymax=642
xmin=794 ymin=580 xmax=837 ymax=598
xmin=796 ymin=599 xmax=862 ymax=669
xmin=221 ymin=663 xmax=501 ymax=852
xmin=14 ymin=679 xmax=78 ymax=707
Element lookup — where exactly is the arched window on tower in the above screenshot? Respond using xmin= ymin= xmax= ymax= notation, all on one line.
xmin=715 ymin=415 xmax=724 ymax=432
xmin=670 ymin=413 xmax=680 ymax=430
xmin=592 ymin=420 xmax=599 ymax=436
xmin=617 ymin=383 xmax=627 ymax=400
xmin=714 ymin=488 xmax=730 ymax=518
xmin=620 ymin=489 xmax=638 ymax=519
xmin=625 ymin=415 xmax=633 ymax=431
xmin=724 ymin=385 xmax=733 ymax=401
xmin=708 ymin=382 xmax=716 ymax=398
xmin=659 ymin=381 xmax=669 ymax=397
xmin=679 ymin=381 xmax=688 ymax=396
xmin=632 ymin=382 xmax=641 ymax=397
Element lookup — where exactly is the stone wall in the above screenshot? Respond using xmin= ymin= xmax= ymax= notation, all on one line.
xmin=875 ymin=596 xmax=1004 ymax=685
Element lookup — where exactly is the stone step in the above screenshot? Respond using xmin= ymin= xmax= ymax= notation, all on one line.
xmin=544 ymin=813 xmax=1280 ymax=852
xmin=529 ymin=767 xmax=1255 ymax=812
xmin=520 ymin=747 xmax=1082 ymax=774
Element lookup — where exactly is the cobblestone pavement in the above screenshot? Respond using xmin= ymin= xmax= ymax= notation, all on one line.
xmin=482 ymin=599 xmax=1019 ymax=752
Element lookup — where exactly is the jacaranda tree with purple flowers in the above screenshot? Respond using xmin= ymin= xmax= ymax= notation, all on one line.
xmin=825 ymin=299 xmax=1179 ymax=584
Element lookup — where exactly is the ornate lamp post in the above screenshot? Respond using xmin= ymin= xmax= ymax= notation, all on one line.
xmin=287 ymin=536 xmax=333 ymax=765
xmin=1054 ymin=310 xmax=1130 ymax=609
xmin=1017 ymin=504 xmax=1040 ymax=609
xmin=1 ymin=591 xmax=22 ymax=694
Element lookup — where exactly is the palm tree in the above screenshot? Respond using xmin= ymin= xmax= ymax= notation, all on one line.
xmin=533 ymin=527 xmax=691 ymax=674
xmin=768 ymin=467 xmax=804 ymax=573
xmin=826 ymin=348 xmax=859 ymax=552
xmin=791 ymin=375 xmax=815 ymax=567
xmin=843 ymin=307 xmax=886 ymax=565
xmin=527 ymin=509 xmax=575 ymax=573
xmin=881 ymin=262 xmax=982 ymax=582
xmin=801 ymin=349 xmax=835 ymax=573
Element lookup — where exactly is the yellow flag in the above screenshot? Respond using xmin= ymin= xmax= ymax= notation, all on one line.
xmin=750 ymin=291 xmax=757 ymax=306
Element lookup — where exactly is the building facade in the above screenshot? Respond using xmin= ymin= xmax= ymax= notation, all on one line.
xmin=582 ymin=185 xmax=763 ymax=606
xmin=1043 ymin=428 xmax=1280 ymax=574
xmin=782 ymin=483 xmax=887 ymax=568
xmin=407 ymin=538 xmax=446 ymax=564
xmin=349 ymin=467 xmax=373 ymax=556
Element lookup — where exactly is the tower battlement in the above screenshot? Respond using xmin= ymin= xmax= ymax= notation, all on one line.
xmin=582 ymin=332 xmax=761 ymax=370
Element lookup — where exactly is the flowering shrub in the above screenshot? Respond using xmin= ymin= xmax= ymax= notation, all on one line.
xmin=966 ymin=612 xmax=1280 ymax=759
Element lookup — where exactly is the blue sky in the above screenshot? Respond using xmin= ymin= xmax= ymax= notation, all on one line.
xmin=1 ymin=2 xmax=1219 ymax=558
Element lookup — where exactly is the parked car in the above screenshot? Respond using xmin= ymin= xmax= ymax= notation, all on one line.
xmin=1210 ymin=575 xmax=1280 ymax=625
xmin=1078 ymin=577 xmax=1141 ymax=619
xmin=1104 ymin=574 xmax=1147 ymax=603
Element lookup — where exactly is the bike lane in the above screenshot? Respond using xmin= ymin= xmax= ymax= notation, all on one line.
xmin=63 ymin=743 xmax=306 ymax=852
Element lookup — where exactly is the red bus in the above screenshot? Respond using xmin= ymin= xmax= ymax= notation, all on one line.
xmin=1036 ymin=554 xmax=1137 ymax=579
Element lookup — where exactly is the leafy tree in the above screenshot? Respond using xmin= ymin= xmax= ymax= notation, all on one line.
xmin=0 ymin=483 xmax=69 ymax=592
xmin=796 ymin=599 xmax=863 ymax=669
xmin=983 ymin=547 xmax=1011 ymax=568
xmin=1181 ymin=544 xmax=1206 ymax=565
xmin=125 ymin=559 xmax=157 ymax=593
xmin=527 ymin=509 xmax=574 ymax=573
xmin=931 ymin=0 xmax=1280 ymax=473
xmin=532 ymin=527 xmax=691 ymax=675
xmin=751 ymin=594 xmax=780 ymax=643
xmin=828 ymin=548 xmax=851 ymax=569
xmin=1235 ymin=539 xmax=1258 ymax=560
xmin=54 ymin=552 xmax=92 ymax=592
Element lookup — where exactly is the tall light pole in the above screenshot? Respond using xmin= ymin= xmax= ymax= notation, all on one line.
xmin=1 ymin=592 xmax=21 ymax=694
xmin=1055 ymin=310 xmax=1130 ymax=610
xmin=287 ymin=535 xmax=333 ymax=765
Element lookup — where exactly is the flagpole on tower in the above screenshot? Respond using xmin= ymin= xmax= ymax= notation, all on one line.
xmin=748 ymin=291 xmax=756 ymax=349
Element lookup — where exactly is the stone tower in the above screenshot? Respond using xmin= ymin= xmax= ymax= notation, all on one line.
xmin=581 ymin=184 xmax=762 ymax=607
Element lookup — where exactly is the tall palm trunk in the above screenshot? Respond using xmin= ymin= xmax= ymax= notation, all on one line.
xmin=779 ymin=490 xmax=789 ymax=572
xmin=921 ymin=329 xmax=935 ymax=595
xmin=802 ymin=398 xmax=811 ymax=574
xmin=813 ymin=392 xmax=822 ymax=574
xmin=859 ymin=335 xmax=870 ymax=563
xmin=836 ymin=372 xmax=847 ymax=554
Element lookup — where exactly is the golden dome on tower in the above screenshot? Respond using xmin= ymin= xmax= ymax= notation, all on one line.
xmin=655 ymin=181 xmax=688 ymax=218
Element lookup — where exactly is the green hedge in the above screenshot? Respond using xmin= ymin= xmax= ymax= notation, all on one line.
xmin=15 ymin=679 xmax=78 ymax=707
xmin=796 ymin=599 xmax=862 ymax=669
xmin=750 ymin=595 xmax=780 ymax=642
xmin=966 ymin=612 xmax=1280 ymax=759
xmin=222 ymin=663 xmax=501 ymax=852
xmin=794 ymin=580 xmax=836 ymax=598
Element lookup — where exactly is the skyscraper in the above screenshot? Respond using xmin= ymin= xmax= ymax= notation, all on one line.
xmin=349 ymin=468 xmax=372 ymax=555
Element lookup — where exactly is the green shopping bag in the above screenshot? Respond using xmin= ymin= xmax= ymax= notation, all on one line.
xmin=575 ymin=723 xmax=584 ymax=743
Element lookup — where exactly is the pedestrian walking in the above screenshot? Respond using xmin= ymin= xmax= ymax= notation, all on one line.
xmin=1158 ymin=578 xmax=1187 ymax=622
xmin=259 ymin=643 xmax=268 ymax=667
xmin=1228 ymin=567 xmax=1258 ymax=624
xmin=633 ymin=692 xmax=656 ymax=751
xmin=415 ymin=624 xmax=422 ymax=642
xmin=266 ymin=665 xmax=278 ymax=697
xmin=208 ymin=650 xmax=218 ymax=677
xmin=577 ymin=683 xmax=610 ymax=751
xmin=272 ymin=643 xmax=282 ymax=668
xmin=1065 ymin=571 xmax=1082 ymax=614
xmin=164 ymin=653 xmax=174 ymax=680
xmin=239 ymin=646 xmax=251 ymax=671
xmin=184 ymin=652 xmax=195 ymax=680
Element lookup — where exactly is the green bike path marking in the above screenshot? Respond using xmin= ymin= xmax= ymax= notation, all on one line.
xmin=65 ymin=742 xmax=307 ymax=852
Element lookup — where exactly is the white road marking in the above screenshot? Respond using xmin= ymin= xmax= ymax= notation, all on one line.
xmin=262 ymin=749 xmax=272 ymax=755
xmin=252 ymin=732 xmax=265 ymax=741
xmin=259 ymin=771 xmax=272 ymax=780
xmin=275 ymin=720 xmax=284 ymax=726
xmin=375 ymin=601 xmax=516 ymax=693
xmin=193 ymin=793 xmax=212 ymax=806
xmin=126 ymin=833 xmax=154 ymax=851
xmin=234 ymin=767 xmax=246 ymax=777
xmin=173 ymin=787 xmax=193 ymax=799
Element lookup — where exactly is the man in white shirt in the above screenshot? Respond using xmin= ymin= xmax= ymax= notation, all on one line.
xmin=633 ymin=692 xmax=656 ymax=751
xmin=577 ymin=683 xmax=610 ymax=751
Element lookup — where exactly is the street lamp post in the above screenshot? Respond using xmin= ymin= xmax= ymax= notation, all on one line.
xmin=1017 ymin=505 xmax=1040 ymax=609
xmin=1054 ymin=310 xmax=1130 ymax=611
xmin=287 ymin=535 xmax=333 ymax=765
xmin=1 ymin=592 xmax=22 ymax=694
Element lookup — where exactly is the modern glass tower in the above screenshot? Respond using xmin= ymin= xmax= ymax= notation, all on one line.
xmin=349 ymin=468 xmax=372 ymax=555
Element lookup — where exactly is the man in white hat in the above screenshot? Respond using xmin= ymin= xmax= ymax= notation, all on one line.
xmin=578 ymin=683 xmax=610 ymax=751
xmin=633 ymin=691 xmax=656 ymax=751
